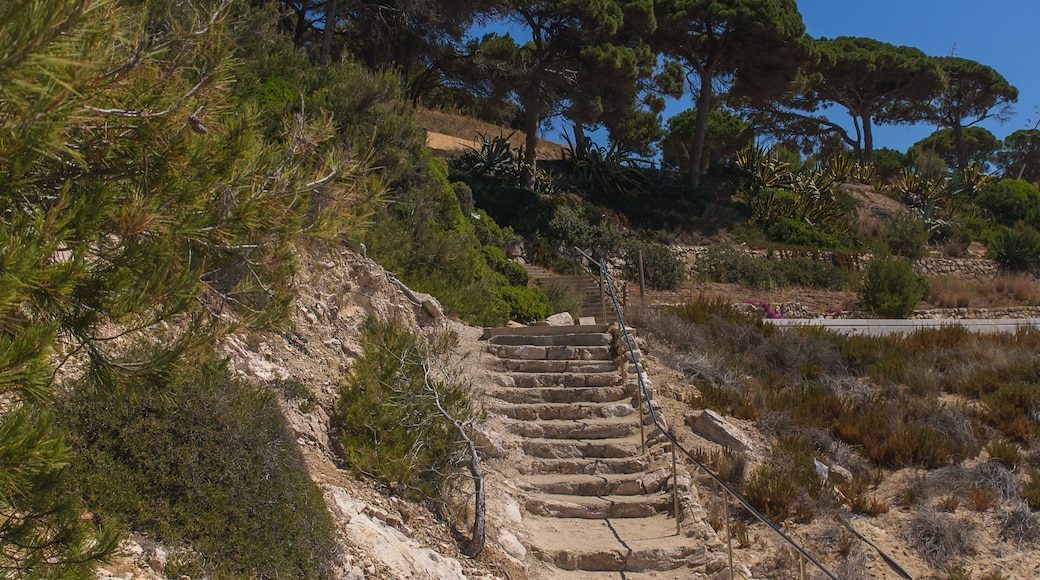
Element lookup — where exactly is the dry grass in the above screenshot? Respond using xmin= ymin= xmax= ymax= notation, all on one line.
xmin=928 ymin=273 xmax=1040 ymax=309
xmin=906 ymin=508 xmax=976 ymax=568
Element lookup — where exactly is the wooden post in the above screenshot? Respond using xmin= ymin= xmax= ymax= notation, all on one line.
xmin=672 ymin=442 xmax=680 ymax=535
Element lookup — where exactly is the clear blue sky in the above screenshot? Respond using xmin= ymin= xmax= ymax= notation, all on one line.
xmin=793 ymin=0 xmax=1040 ymax=153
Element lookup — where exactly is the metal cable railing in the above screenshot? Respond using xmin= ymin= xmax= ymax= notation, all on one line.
xmin=598 ymin=257 xmax=838 ymax=580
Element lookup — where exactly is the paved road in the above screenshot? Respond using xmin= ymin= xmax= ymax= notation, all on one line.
xmin=767 ymin=318 xmax=1040 ymax=336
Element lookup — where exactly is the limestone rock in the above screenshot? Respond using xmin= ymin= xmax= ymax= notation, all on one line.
xmin=685 ymin=409 xmax=755 ymax=454
xmin=545 ymin=312 xmax=575 ymax=326
xmin=331 ymin=489 xmax=466 ymax=580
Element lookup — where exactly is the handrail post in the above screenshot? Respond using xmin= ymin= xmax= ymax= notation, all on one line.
xmin=723 ymin=482 xmax=734 ymax=580
xmin=672 ymin=441 xmax=680 ymax=535
xmin=638 ymin=249 xmax=647 ymax=307
xmin=635 ymin=359 xmax=646 ymax=453
xmin=800 ymin=554 xmax=806 ymax=580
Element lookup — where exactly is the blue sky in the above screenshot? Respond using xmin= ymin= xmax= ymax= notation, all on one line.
xmin=793 ymin=0 xmax=1040 ymax=153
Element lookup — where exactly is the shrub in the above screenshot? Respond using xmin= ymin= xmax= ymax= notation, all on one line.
xmin=620 ymin=240 xmax=685 ymax=291
xmin=483 ymin=245 xmax=529 ymax=287
xmin=876 ymin=212 xmax=930 ymax=259
xmin=497 ymin=284 xmax=554 ymax=323
xmin=985 ymin=440 xmax=1022 ymax=468
xmin=860 ymin=256 xmax=929 ymax=318
xmin=331 ymin=319 xmax=475 ymax=500
xmin=547 ymin=204 xmax=623 ymax=252
xmin=773 ymin=256 xmax=853 ymax=290
xmin=742 ymin=466 xmax=797 ymax=522
xmin=983 ymin=382 xmax=1040 ymax=442
xmin=907 ymin=509 xmax=976 ymax=568
xmin=541 ymin=280 xmax=585 ymax=318
xmin=694 ymin=245 xmax=783 ymax=289
xmin=991 ymin=221 xmax=1040 ymax=272
xmin=59 ymin=359 xmax=337 ymax=579
xmin=1000 ymin=501 xmax=1040 ymax=546
xmin=1025 ymin=469 xmax=1040 ymax=510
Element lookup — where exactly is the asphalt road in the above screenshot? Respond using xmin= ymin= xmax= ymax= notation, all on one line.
xmin=767 ymin=318 xmax=1040 ymax=336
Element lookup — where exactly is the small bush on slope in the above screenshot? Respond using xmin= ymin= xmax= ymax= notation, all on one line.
xmin=860 ymin=256 xmax=929 ymax=318
xmin=58 ymin=356 xmax=337 ymax=579
xmin=332 ymin=318 xmax=476 ymax=500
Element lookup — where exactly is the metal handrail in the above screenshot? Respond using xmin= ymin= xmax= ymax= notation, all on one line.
xmin=598 ymin=258 xmax=838 ymax=580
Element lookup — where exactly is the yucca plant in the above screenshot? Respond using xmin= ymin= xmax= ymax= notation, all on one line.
xmin=458 ymin=131 xmax=521 ymax=177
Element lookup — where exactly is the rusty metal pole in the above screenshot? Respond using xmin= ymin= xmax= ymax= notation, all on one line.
xmin=635 ymin=365 xmax=645 ymax=453
xmin=599 ymin=267 xmax=606 ymax=323
xmin=800 ymin=555 xmax=806 ymax=580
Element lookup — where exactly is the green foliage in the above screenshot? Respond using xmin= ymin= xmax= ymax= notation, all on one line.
xmin=693 ymin=246 xmax=852 ymax=291
xmin=0 ymin=1 xmax=384 ymax=573
xmin=0 ymin=406 xmax=118 ymax=578
xmin=661 ymin=108 xmax=751 ymax=172
xmin=991 ymin=222 xmax=1040 ymax=272
xmin=547 ymin=204 xmax=624 ymax=252
xmin=910 ymin=127 xmax=1001 ymax=172
xmin=497 ymin=285 xmax=555 ymax=323
xmin=59 ymin=359 xmax=337 ymax=579
xmin=1025 ymin=470 xmax=1040 ymax=510
xmin=332 ymin=319 xmax=476 ymax=502
xmin=860 ymin=256 xmax=929 ymax=318
xmin=455 ymin=132 xmax=523 ymax=178
xmin=984 ymin=440 xmax=1022 ymax=468
xmin=562 ymin=135 xmax=650 ymax=201
xmin=997 ymin=129 xmax=1040 ymax=183
xmin=483 ymin=246 xmax=529 ymax=287
xmin=620 ymin=240 xmax=685 ymax=291
xmin=876 ymin=212 xmax=930 ymax=258
xmin=972 ymin=179 xmax=1040 ymax=229
xmin=983 ymin=382 xmax=1040 ymax=442
xmin=541 ymin=281 xmax=585 ymax=318
xmin=873 ymin=148 xmax=910 ymax=181
xmin=733 ymin=147 xmax=853 ymax=248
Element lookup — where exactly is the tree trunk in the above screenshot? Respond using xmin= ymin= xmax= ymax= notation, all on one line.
xmin=521 ymin=106 xmax=540 ymax=191
xmin=320 ymin=0 xmax=338 ymax=66
xmin=953 ymin=123 xmax=967 ymax=172
xmin=862 ymin=114 xmax=874 ymax=163
xmin=461 ymin=434 xmax=485 ymax=557
xmin=687 ymin=71 xmax=714 ymax=188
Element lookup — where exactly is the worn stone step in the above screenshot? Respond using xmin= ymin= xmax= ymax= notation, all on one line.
xmin=487 ymin=385 xmax=630 ymax=405
xmin=522 ymin=436 xmax=642 ymax=460
xmin=489 ymin=333 xmax=613 ymax=348
xmin=506 ymin=416 xmax=636 ymax=440
xmin=524 ymin=515 xmax=705 ymax=572
xmin=488 ymin=344 xmax=614 ymax=361
xmin=518 ymin=470 xmax=673 ymax=496
xmin=490 ymin=401 xmax=636 ymax=421
xmin=526 ymin=491 xmax=673 ymax=519
xmin=498 ymin=372 xmax=620 ymax=388
xmin=527 ymin=456 xmax=650 ymax=475
xmin=497 ymin=359 xmax=618 ymax=373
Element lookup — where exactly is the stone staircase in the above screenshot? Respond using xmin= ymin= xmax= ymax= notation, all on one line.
xmin=482 ymin=325 xmax=706 ymax=574
xmin=522 ymin=264 xmax=605 ymax=321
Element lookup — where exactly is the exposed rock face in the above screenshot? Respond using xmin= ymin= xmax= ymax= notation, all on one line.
xmin=685 ymin=409 xmax=757 ymax=455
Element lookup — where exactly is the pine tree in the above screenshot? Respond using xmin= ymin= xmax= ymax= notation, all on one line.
xmin=0 ymin=0 xmax=382 ymax=574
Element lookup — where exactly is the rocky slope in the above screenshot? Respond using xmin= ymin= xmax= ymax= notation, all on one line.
xmin=99 ymin=246 xmax=1040 ymax=580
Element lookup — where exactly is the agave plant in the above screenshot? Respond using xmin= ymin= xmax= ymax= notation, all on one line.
xmin=563 ymin=133 xmax=648 ymax=200
xmin=457 ymin=131 xmax=521 ymax=177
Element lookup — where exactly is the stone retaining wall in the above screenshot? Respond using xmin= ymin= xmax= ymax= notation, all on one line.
xmin=670 ymin=244 xmax=1004 ymax=280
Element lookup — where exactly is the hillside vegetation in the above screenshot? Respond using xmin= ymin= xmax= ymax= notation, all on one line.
xmin=4 ymin=0 xmax=1040 ymax=578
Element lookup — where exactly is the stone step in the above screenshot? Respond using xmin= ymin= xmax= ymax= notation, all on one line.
xmin=490 ymin=401 xmax=636 ymax=421
xmin=488 ymin=344 xmax=614 ymax=361
xmin=498 ymin=373 xmax=620 ymax=388
xmin=489 ymin=333 xmax=612 ymax=348
xmin=522 ymin=436 xmax=642 ymax=460
xmin=518 ymin=470 xmax=673 ymax=496
xmin=527 ymin=456 xmax=650 ymax=475
xmin=524 ymin=515 xmax=704 ymax=573
xmin=496 ymin=359 xmax=618 ymax=373
xmin=525 ymin=491 xmax=673 ymax=519
xmin=506 ymin=416 xmax=636 ymax=440
xmin=487 ymin=385 xmax=631 ymax=405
